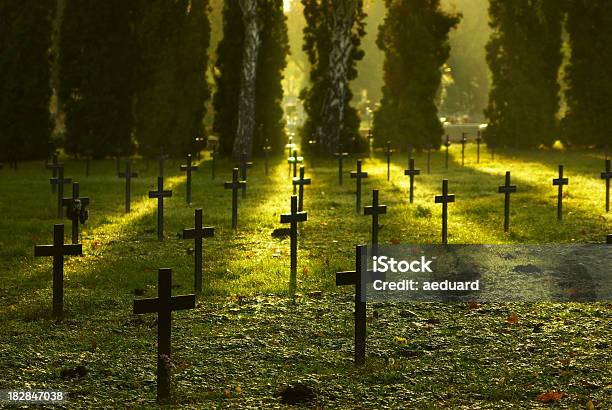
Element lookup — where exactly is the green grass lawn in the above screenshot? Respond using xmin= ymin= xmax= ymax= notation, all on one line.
xmin=0 ymin=145 xmax=610 ymax=408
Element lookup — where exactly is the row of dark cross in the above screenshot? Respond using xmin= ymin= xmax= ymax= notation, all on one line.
xmin=31 ymin=145 xmax=612 ymax=403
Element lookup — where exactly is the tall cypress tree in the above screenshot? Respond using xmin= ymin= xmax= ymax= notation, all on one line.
xmin=135 ymin=0 xmax=211 ymax=158
xmin=373 ymin=0 xmax=460 ymax=149
xmin=484 ymin=0 xmax=562 ymax=148
xmin=300 ymin=0 xmax=366 ymax=154
xmin=59 ymin=0 xmax=137 ymax=158
xmin=0 ymin=1 xmax=55 ymax=162
xmin=562 ymin=0 xmax=612 ymax=148
xmin=213 ymin=0 xmax=289 ymax=157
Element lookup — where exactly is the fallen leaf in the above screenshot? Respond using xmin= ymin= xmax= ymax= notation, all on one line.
xmin=586 ymin=400 xmax=594 ymax=410
xmin=467 ymin=299 xmax=479 ymax=310
xmin=507 ymin=312 xmax=519 ymax=325
xmin=536 ymin=390 xmax=563 ymax=403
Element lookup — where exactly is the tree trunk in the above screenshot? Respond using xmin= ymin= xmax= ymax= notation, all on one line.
xmin=234 ymin=0 xmax=261 ymax=159
xmin=320 ymin=1 xmax=356 ymax=153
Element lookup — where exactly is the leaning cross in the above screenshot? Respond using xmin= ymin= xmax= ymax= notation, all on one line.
xmin=34 ymin=224 xmax=82 ymax=317
xmin=280 ymin=195 xmax=307 ymax=296
xmin=183 ymin=208 xmax=214 ymax=294
xmin=45 ymin=152 xmax=61 ymax=194
xmin=601 ymin=159 xmax=611 ymax=213
xmin=224 ymin=168 xmax=246 ymax=229
xmin=334 ymin=146 xmax=349 ymax=186
xmin=460 ymin=133 xmax=467 ymax=166
xmin=364 ymin=189 xmax=387 ymax=256
xmin=335 ymin=245 xmax=384 ymax=365
xmin=384 ymin=141 xmax=394 ymax=181
xmin=292 ymin=166 xmax=311 ymax=212
xmin=239 ymin=152 xmax=253 ymax=198
xmin=180 ymin=154 xmax=198 ymax=205
xmin=133 ymin=268 xmax=195 ymax=404
xmin=435 ymin=179 xmax=455 ymax=244
xmin=50 ymin=166 xmax=72 ymax=218
xmin=62 ymin=182 xmax=89 ymax=244
xmin=552 ymin=165 xmax=569 ymax=222
xmin=404 ymin=158 xmax=421 ymax=204
xmin=350 ymin=160 xmax=368 ymax=213
xmin=444 ymin=135 xmax=451 ymax=169
xmin=149 ymin=176 xmax=173 ymax=241
xmin=498 ymin=171 xmax=517 ymax=232
xmin=118 ymin=160 xmax=138 ymax=213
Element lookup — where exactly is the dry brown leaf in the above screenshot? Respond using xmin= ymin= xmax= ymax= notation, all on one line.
xmin=536 ymin=390 xmax=563 ymax=403
xmin=507 ymin=312 xmax=519 ymax=325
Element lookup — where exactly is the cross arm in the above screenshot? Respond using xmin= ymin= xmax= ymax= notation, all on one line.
xmin=34 ymin=245 xmax=55 ymax=257
xmin=435 ymin=194 xmax=456 ymax=203
xmin=364 ymin=205 xmax=388 ymax=215
xmin=336 ymin=270 xmax=357 ymax=286
xmin=133 ymin=298 xmax=158 ymax=314
xmin=292 ymin=177 xmax=311 ymax=186
xmin=553 ymin=178 xmax=569 ymax=185
xmin=64 ymin=244 xmax=83 ymax=256
xmin=171 ymin=294 xmax=196 ymax=311
xmin=498 ymin=185 xmax=517 ymax=193
xmin=280 ymin=212 xmax=308 ymax=224
xmin=350 ymin=171 xmax=368 ymax=178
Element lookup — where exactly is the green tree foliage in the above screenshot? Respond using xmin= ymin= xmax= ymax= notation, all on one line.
xmin=373 ymin=0 xmax=460 ymax=149
xmin=484 ymin=0 xmax=562 ymax=148
xmin=59 ymin=0 xmax=137 ymax=158
xmin=0 ymin=1 xmax=55 ymax=161
xmin=299 ymin=0 xmax=366 ymax=154
xmin=135 ymin=0 xmax=211 ymax=158
xmin=213 ymin=0 xmax=289 ymax=157
xmin=562 ymin=0 xmax=612 ymax=148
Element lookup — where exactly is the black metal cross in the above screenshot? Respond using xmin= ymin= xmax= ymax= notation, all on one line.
xmin=62 ymin=182 xmax=89 ymax=244
xmin=115 ymin=148 xmax=122 ymax=175
xmin=308 ymin=137 xmax=318 ymax=168
xmin=119 ymin=160 xmax=138 ymax=213
xmin=149 ymin=176 xmax=173 ymax=241
xmin=34 ymin=224 xmax=82 ymax=317
xmin=180 ymin=154 xmax=198 ymax=205
xmin=406 ymin=144 xmax=413 ymax=161
xmin=601 ymin=159 xmax=611 ymax=213
xmin=476 ymin=131 xmax=482 ymax=164
xmin=384 ymin=141 xmax=393 ymax=181
xmin=133 ymin=268 xmax=195 ymax=403
xmin=335 ymin=245 xmax=383 ymax=365
xmin=350 ymin=160 xmax=368 ymax=213
xmin=435 ymin=179 xmax=455 ymax=244
xmin=285 ymin=136 xmax=295 ymax=159
xmin=498 ymin=171 xmax=517 ymax=232
xmin=460 ymin=133 xmax=468 ymax=166
xmin=292 ymin=166 xmax=311 ymax=212
xmin=45 ymin=152 xmax=61 ymax=194
xmin=287 ymin=150 xmax=303 ymax=188
xmin=50 ymin=166 xmax=72 ymax=218
xmin=364 ymin=190 xmax=387 ymax=256
xmin=404 ymin=158 xmax=421 ymax=204
xmin=263 ymin=139 xmax=272 ymax=176
xmin=552 ymin=165 xmax=569 ymax=222
xmin=239 ymin=152 xmax=253 ymax=198
xmin=444 ymin=135 xmax=451 ymax=169
xmin=280 ymin=195 xmax=307 ymax=296
xmin=224 ymin=168 xmax=246 ymax=229
xmin=334 ymin=146 xmax=349 ymax=186
xmin=183 ymin=208 xmax=214 ymax=294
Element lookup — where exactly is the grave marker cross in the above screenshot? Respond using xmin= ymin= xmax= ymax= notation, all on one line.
xmin=62 ymin=182 xmax=89 ymax=244
xmin=292 ymin=166 xmax=311 ymax=212
xmin=384 ymin=141 xmax=394 ymax=181
xmin=350 ymin=160 xmax=368 ymax=213
xmin=287 ymin=150 xmax=303 ymax=190
xmin=182 ymin=209 xmax=214 ymax=294
xmin=364 ymin=190 xmax=387 ymax=255
xmin=159 ymin=148 xmax=168 ymax=177
xmin=435 ymin=179 xmax=455 ymax=244
xmin=50 ymin=166 xmax=72 ymax=218
xmin=476 ymin=132 xmax=483 ymax=164
xmin=34 ymin=224 xmax=82 ymax=317
xmin=280 ymin=195 xmax=307 ymax=295
xmin=118 ymin=161 xmax=138 ymax=213
xmin=404 ymin=158 xmax=421 ymax=204
xmin=335 ymin=245 xmax=384 ymax=365
xmin=552 ymin=165 xmax=569 ymax=222
xmin=444 ymin=135 xmax=451 ymax=169
xmin=239 ymin=152 xmax=253 ymax=198
xmin=460 ymin=133 xmax=468 ymax=166
xmin=45 ymin=152 xmax=60 ymax=194
xmin=224 ymin=168 xmax=246 ymax=229
xmin=180 ymin=154 xmax=199 ymax=205
xmin=133 ymin=268 xmax=195 ymax=403
xmin=601 ymin=159 xmax=611 ymax=212
xmin=149 ymin=176 xmax=173 ymax=241
xmin=498 ymin=171 xmax=517 ymax=232
xmin=334 ymin=146 xmax=349 ymax=186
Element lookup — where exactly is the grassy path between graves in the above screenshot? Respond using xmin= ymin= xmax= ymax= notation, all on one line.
xmin=0 ymin=146 xmax=610 ymax=408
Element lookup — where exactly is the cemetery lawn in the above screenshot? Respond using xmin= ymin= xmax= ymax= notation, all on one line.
xmin=1 ymin=146 xmax=610 ymax=408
